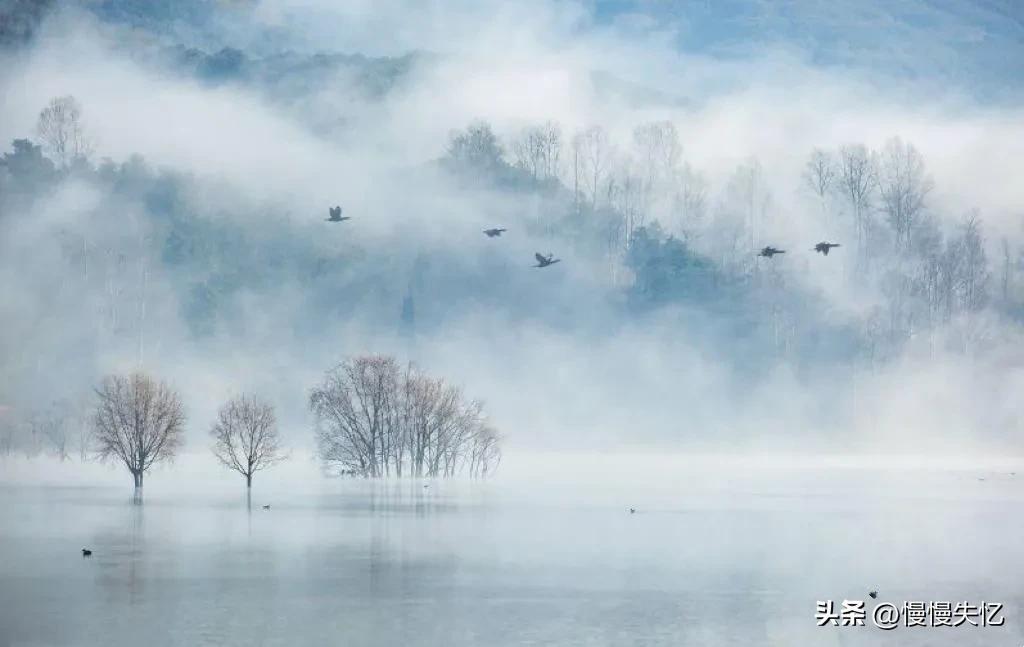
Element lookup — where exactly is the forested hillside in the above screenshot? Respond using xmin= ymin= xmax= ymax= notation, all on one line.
xmin=2 ymin=0 xmax=1023 ymax=456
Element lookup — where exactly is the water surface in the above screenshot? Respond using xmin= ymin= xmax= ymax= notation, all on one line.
xmin=1 ymin=457 xmax=1021 ymax=646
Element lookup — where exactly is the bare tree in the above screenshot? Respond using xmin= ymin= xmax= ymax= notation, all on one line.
xmin=444 ymin=121 xmax=505 ymax=175
xmin=672 ymin=162 xmax=708 ymax=242
xmin=92 ymin=373 xmax=185 ymax=490
xmin=573 ymin=126 xmax=614 ymax=209
xmin=467 ymin=424 xmax=501 ymax=479
xmin=511 ymin=121 xmax=562 ymax=182
xmin=607 ymin=158 xmax=645 ymax=247
xmin=836 ymin=144 xmax=876 ymax=260
xmin=633 ymin=120 xmax=682 ymax=219
xmin=952 ymin=211 xmax=989 ymax=313
xmin=37 ymin=401 xmax=72 ymax=461
xmin=36 ymin=95 xmax=92 ymax=168
xmin=311 ymin=355 xmax=501 ymax=479
xmin=875 ymin=137 xmax=933 ymax=253
xmin=803 ymin=148 xmax=835 ymax=222
xmin=311 ymin=355 xmax=399 ymax=478
xmin=724 ymin=158 xmax=771 ymax=252
xmin=210 ymin=394 xmax=285 ymax=488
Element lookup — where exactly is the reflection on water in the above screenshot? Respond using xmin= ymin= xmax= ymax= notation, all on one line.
xmin=0 ymin=463 xmax=1022 ymax=646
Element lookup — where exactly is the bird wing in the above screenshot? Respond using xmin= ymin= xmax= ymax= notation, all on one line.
xmin=535 ymin=252 xmax=546 ymax=264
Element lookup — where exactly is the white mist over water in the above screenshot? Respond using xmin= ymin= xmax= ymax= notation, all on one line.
xmin=2 ymin=452 xmax=1023 ymax=646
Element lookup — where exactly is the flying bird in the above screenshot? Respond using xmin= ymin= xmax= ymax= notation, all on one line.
xmin=868 ymin=591 xmax=878 ymax=599
xmin=629 ymin=508 xmax=636 ymax=514
xmin=758 ymin=246 xmax=785 ymax=258
xmin=483 ymin=228 xmax=507 ymax=238
xmin=81 ymin=548 xmax=92 ymax=557
xmin=326 ymin=206 xmax=350 ymax=222
xmin=534 ymin=252 xmax=561 ymax=268
xmin=813 ymin=242 xmax=841 ymax=256
xmin=262 ymin=504 xmax=271 ymax=510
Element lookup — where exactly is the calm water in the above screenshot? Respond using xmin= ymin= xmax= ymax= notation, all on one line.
xmin=1 ymin=458 xmax=1022 ymax=646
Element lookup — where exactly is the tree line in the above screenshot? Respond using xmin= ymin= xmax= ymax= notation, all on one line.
xmin=439 ymin=118 xmax=1020 ymax=363
xmin=0 ymin=355 xmax=502 ymax=489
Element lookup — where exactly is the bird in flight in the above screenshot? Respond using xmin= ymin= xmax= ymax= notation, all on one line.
xmin=81 ymin=548 xmax=92 ymax=557
xmin=483 ymin=228 xmax=507 ymax=238
xmin=813 ymin=242 xmax=841 ymax=256
xmin=868 ymin=591 xmax=878 ymax=599
xmin=534 ymin=252 xmax=561 ymax=268
xmin=326 ymin=206 xmax=350 ymax=222
xmin=758 ymin=246 xmax=785 ymax=258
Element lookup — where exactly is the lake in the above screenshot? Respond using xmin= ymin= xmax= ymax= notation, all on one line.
xmin=1 ymin=453 xmax=1022 ymax=646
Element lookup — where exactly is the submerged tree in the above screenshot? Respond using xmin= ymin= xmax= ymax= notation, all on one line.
xmin=92 ymin=372 xmax=185 ymax=490
xmin=310 ymin=355 xmax=501 ymax=478
xmin=209 ymin=394 xmax=285 ymax=488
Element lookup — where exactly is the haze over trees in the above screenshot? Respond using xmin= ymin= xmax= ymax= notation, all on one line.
xmin=310 ymin=356 xmax=501 ymax=478
xmin=35 ymin=95 xmax=91 ymax=169
xmin=1 ymin=0 xmax=1023 ymax=460
xmin=210 ymin=394 xmax=285 ymax=488
xmin=92 ymin=373 xmax=185 ymax=490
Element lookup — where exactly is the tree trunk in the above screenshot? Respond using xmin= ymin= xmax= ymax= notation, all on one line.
xmin=246 ymin=473 xmax=252 ymax=488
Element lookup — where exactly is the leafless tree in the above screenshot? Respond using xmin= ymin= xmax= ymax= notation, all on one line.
xmin=467 ymin=424 xmax=501 ymax=479
xmin=836 ymin=144 xmax=875 ymax=259
xmin=311 ymin=355 xmax=399 ymax=477
xmin=608 ymin=158 xmax=645 ymax=247
xmin=92 ymin=372 xmax=185 ymax=490
xmin=511 ymin=121 xmax=562 ymax=182
xmin=311 ymin=355 xmax=501 ymax=479
xmin=36 ymin=401 xmax=72 ymax=461
xmin=633 ymin=120 xmax=682 ymax=218
xmin=951 ymin=211 xmax=989 ymax=313
xmin=672 ymin=162 xmax=708 ymax=242
xmin=723 ymin=158 xmax=771 ymax=252
xmin=444 ymin=121 xmax=505 ymax=175
xmin=36 ymin=95 xmax=92 ymax=168
xmin=875 ymin=137 xmax=933 ymax=252
xmin=573 ymin=126 xmax=614 ymax=209
xmin=210 ymin=394 xmax=286 ymax=488
xmin=803 ymin=148 xmax=835 ymax=222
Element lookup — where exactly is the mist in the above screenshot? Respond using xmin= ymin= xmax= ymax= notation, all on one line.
xmin=2 ymin=2 xmax=1024 ymax=645
xmin=2 ymin=0 xmax=1023 ymax=464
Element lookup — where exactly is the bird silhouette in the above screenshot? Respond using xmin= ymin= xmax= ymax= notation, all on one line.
xmin=81 ymin=548 xmax=92 ymax=557
xmin=813 ymin=242 xmax=841 ymax=255
xmin=629 ymin=508 xmax=636 ymax=514
xmin=758 ymin=246 xmax=785 ymax=258
xmin=326 ymin=206 xmax=350 ymax=222
xmin=483 ymin=228 xmax=507 ymax=238
xmin=262 ymin=504 xmax=271 ymax=510
xmin=534 ymin=252 xmax=561 ymax=267
xmin=868 ymin=591 xmax=878 ymax=599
